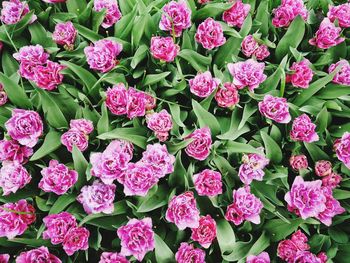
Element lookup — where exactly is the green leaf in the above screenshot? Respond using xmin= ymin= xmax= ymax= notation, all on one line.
xmin=275 ymin=16 xmax=305 ymax=61
xmin=131 ymin=44 xmax=148 ymax=69
xmin=143 ymin=72 xmax=171 ymax=86
xmin=115 ymin=6 xmax=137 ymax=40
xmin=304 ymin=142 xmax=330 ymax=161
xmin=49 ymin=193 xmax=77 ymax=215
xmin=98 ymin=127 xmax=148 ymax=149
xmin=66 ymin=0 xmax=87 ymax=15
xmin=225 ymin=141 xmax=264 ymax=155
xmin=253 ymin=0 xmax=269 ymax=36
xmin=261 ymin=131 xmax=282 ymax=164
xmin=216 ymin=219 xmax=236 ymax=255
xmin=0 ymin=72 xmax=32 ymax=109
xmin=168 ymin=151 xmax=187 ymax=189
xmin=74 ymin=23 xmax=102 ymax=42
xmin=28 ymin=23 xmax=56 ymax=48
xmin=97 ymin=103 xmax=110 ymax=135
xmin=238 ymin=103 xmax=257 ymax=130
xmin=154 ymin=234 xmax=175 ymax=263
xmin=317 ymin=84 xmax=350 ymax=99
xmin=192 ymin=99 xmax=221 ymax=136
xmin=137 ymin=185 xmax=168 ymax=213
xmin=92 ymin=10 xmax=106 ymax=32
xmin=169 ymin=103 xmax=186 ymax=128
xmin=264 ymin=218 xmax=302 ymax=242
xmin=333 ymin=189 xmax=350 ymax=200
xmin=178 ymin=49 xmax=212 ymax=72
xmin=72 ymin=145 xmax=89 ymax=189
xmin=30 ymin=130 xmax=62 ymax=161
xmin=193 ymin=3 xmax=232 ymax=20
xmin=1 ymin=50 xmax=18 ymax=77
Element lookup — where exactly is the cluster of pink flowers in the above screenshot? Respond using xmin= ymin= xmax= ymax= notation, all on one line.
xmin=238 ymin=151 xmax=269 ymax=185
xmin=0 ymin=199 xmax=35 ymax=239
xmin=290 ymin=114 xmax=319 ymax=143
xmin=247 ymin=252 xmax=270 ymax=263
xmin=146 ymin=109 xmax=173 ymax=141
xmin=309 ymin=18 xmax=344 ymax=49
xmin=16 ymin=246 xmax=61 ymax=263
xmin=193 ymin=169 xmax=222 ymax=197
xmin=52 ymin=21 xmax=77 ymax=50
xmin=327 ymin=3 xmax=350 ymax=28
xmin=258 ymin=95 xmax=291 ymax=123
xmin=84 ymin=39 xmax=123 ymax=72
xmin=175 ymin=242 xmax=206 ymax=263
xmin=222 ymin=0 xmax=251 ymax=28
xmin=99 ymin=252 xmax=129 ymax=263
xmin=287 ymin=59 xmax=314 ymax=89
xmin=215 ymin=82 xmax=239 ymax=108
xmin=278 ymin=230 xmax=327 ymax=263
xmin=150 ymin=36 xmax=179 ymax=62
xmin=117 ymin=218 xmax=155 ymax=261
xmin=43 ymin=212 xmax=90 ymax=255
xmin=272 ymin=0 xmax=308 ymax=28
xmin=0 ymin=0 xmax=36 ymax=25
xmin=228 ymin=59 xmax=266 ymax=91
xmin=106 ymin=83 xmax=155 ymax=119
xmin=189 ymin=71 xmax=220 ymax=98
xmin=185 ymin=127 xmax=212 ymax=161
xmin=289 ymin=154 xmax=308 ymax=170
xmin=195 ymin=18 xmax=226 ymax=50
xmin=0 ymin=84 xmax=8 ymax=106
xmin=0 ymin=161 xmax=31 ymax=195
xmin=225 ymin=186 xmax=263 ymax=225
xmin=61 ymin=118 xmax=94 ymax=152
xmin=328 ymin=60 xmax=350 ymax=86
xmin=241 ymin=35 xmax=270 ymax=61
xmin=285 ymin=176 xmax=345 ymax=225
xmin=39 ymin=160 xmax=78 ymax=195
xmin=94 ymin=0 xmax=122 ymax=28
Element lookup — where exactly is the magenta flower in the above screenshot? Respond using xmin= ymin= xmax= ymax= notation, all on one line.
xmin=16 ymin=246 xmax=61 ymax=263
xmin=185 ymin=127 xmax=212 ymax=161
xmin=106 ymin=83 xmax=128 ymax=115
xmin=33 ymin=61 xmax=66 ymax=91
xmin=223 ymin=0 xmax=251 ymax=28
xmin=52 ymin=21 xmax=77 ymax=49
xmin=241 ymin=35 xmax=270 ymax=61
xmin=0 ymin=254 xmax=9 ymax=263
xmin=289 ymin=155 xmax=308 ymax=170
xmin=309 ymin=18 xmax=345 ymax=49
xmin=328 ymin=3 xmax=350 ymax=28
xmin=195 ymin=18 xmax=226 ymax=50
xmin=69 ymin=118 xmax=94 ymax=135
xmin=0 ymin=0 xmax=36 ymax=25
xmin=189 ymin=71 xmax=220 ymax=98
xmin=0 ymin=139 xmax=33 ymax=164
xmin=277 ymin=231 xmax=309 ymax=262
xmin=62 ymin=226 xmax=90 ymax=256
xmin=150 ymin=36 xmax=179 ymax=62
xmin=99 ymin=252 xmax=130 ymax=263
xmin=0 ymin=161 xmax=31 ymax=195
xmin=94 ymin=0 xmax=122 ymax=28
xmin=294 ymin=251 xmax=327 ymax=263
xmin=215 ymin=82 xmax=239 ymax=108
xmin=258 ymin=95 xmax=291 ymax=123
xmin=0 ymin=84 xmax=8 ymax=106
xmin=238 ymin=152 xmax=269 ymax=185
xmin=13 ymin=44 xmax=49 ymax=65
xmin=61 ymin=128 xmax=89 ymax=152
xmin=246 ymin=252 xmax=270 ymax=263
xmin=255 ymin=45 xmax=270 ymax=61
xmin=117 ymin=218 xmax=155 ymax=262
xmin=328 ymin=60 xmax=350 ymax=86
xmin=43 ymin=212 xmax=77 ymax=245
xmin=322 ymin=172 xmax=342 ymax=189
xmin=166 ymin=191 xmax=200 ymax=230
xmin=191 ymin=215 xmax=217 ymax=249
xmin=42 ymin=0 xmax=66 ymax=2
xmin=126 ymin=87 xmax=147 ymax=119
xmin=146 ymin=109 xmax=173 ymax=141
xmin=315 ymin=160 xmax=332 ymax=177
xmin=335 ymin=132 xmax=350 ymax=169
xmin=272 ymin=0 xmax=308 ymax=28
xmin=175 ymin=242 xmax=206 ymax=263
xmin=193 ymin=169 xmax=222 ymax=197
xmin=287 ymin=59 xmax=314 ymax=89
xmin=290 ymin=114 xmax=319 ymax=143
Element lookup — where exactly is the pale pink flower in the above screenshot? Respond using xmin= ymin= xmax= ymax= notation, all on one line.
xmin=258 ymin=95 xmax=291 ymax=123
xmin=0 ymin=162 xmax=31 ymax=195
xmin=191 ymin=215 xmax=217 ymax=249
xmin=5 ymin=109 xmax=43 ymax=147
xmin=94 ymin=0 xmax=122 ymax=28
xmin=227 ymin=59 xmax=266 ymax=91
xmin=146 ymin=109 xmax=173 ymax=141
xmin=13 ymin=45 xmax=49 ymax=65
xmin=175 ymin=243 xmax=206 ymax=263
xmin=43 ymin=212 xmax=77 ymax=245
xmin=193 ymin=169 xmax=222 ymax=197
xmin=309 ymin=18 xmax=345 ymax=49
xmin=328 ymin=60 xmax=350 ymax=86
xmin=52 ymin=21 xmax=77 ymax=48
xmin=62 ymin=226 xmax=90 ymax=256
xmin=150 ymin=36 xmax=179 ymax=62
xmin=246 ymin=252 xmax=270 ymax=263
xmin=117 ymin=218 xmax=155 ymax=262
xmin=0 ymin=0 xmax=36 ymax=25
xmin=195 ymin=18 xmax=226 ymax=50
xmin=215 ymin=82 xmax=239 ymax=108
xmin=0 ymin=139 xmax=33 ymax=163
xmin=159 ymin=1 xmax=191 ymax=37
xmin=166 ymin=191 xmax=200 ymax=230
xmin=225 ymin=186 xmax=263 ymax=225
xmin=289 ymin=155 xmax=308 ymax=170
xmin=61 ymin=128 xmax=89 ymax=152
xmin=106 ymin=83 xmax=128 ymax=115
xmin=77 ymin=180 xmax=116 ymax=214
xmin=16 ymin=246 xmax=61 ymax=263
xmin=70 ymin=118 xmax=94 ymax=135
xmin=290 ymin=114 xmax=319 ymax=143
xmin=238 ymin=163 xmax=265 ymax=185
xmin=189 ymin=71 xmax=220 ymax=98
xmin=328 ymin=3 xmax=350 ymax=28
xmin=223 ymin=0 xmax=251 ymax=28
xmin=185 ymin=127 xmax=212 ymax=161
xmin=33 ymin=61 xmax=66 ymax=91
xmin=99 ymin=252 xmax=130 ymax=263
xmin=287 ymin=59 xmax=314 ymax=89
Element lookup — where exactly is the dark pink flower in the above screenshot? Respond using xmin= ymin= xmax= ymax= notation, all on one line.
xmin=106 ymin=83 xmax=128 ymax=116
xmin=189 ymin=71 xmax=220 ymax=98
xmin=0 ymin=139 xmax=33 ymax=164
xmin=309 ymin=18 xmax=345 ymax=49
xmin=126 ymin=87 xmax=146 ymax=119
xmin=315 ymin=160 xmax=332 ymax=177
xmin=195 ymin=18 xmax=226 ymax=50
xmin=16 ymin=246 xmax=61 ymax=263
xmin=191 ymin=215 xmax=217 ymax=249
xmin=94 ymin=0 xmax=122 ymax=28
xmin=0 ymin=161 xmax=31 ymax=195
xmin=61 ymin=128 xmax=89 ymax=152
xmin=175 ymin=242 xmax=205 ymax=263
xmin=1 ymin=0 xmax=36 ymax=25
xmin=33 ymin=61 xmax=65 ymax=91
xmin=290 ymin=114 xmax=319 ymax=143
xmin=322 ymin=173 xmax=342 ymax=189
xmin=146 ymin=109 xmax=173 ymax=141
xmin=185 ymin=127 xmax=212 ymax=161
xmin=287 ymin=59 xmax=314 ymax=89
xmin=62 ymin=226 xmax=90 ymax=256
xmin=316 ymin=187 xmax=345 ymax=225
xmin=193 ymin=169 xmax=222 ymax=197
xmin=246 ymin=252 xmax=270 ymax=263
xmin=0 ymin=254 xmax=9 ymax=263
xmin=223 ymin=0 xmax=251 ymax=28
xmin=99 ymin=252 xmax=129 ymax=263
xmin=43 ymin=212 xmax=77 ymax=245
xmin=258 ymin=95 xmax=291 ymax=123
xmin=215 ymin=82 xmax=239 ymax=108
xmin=150 ymin=36 xmax=179 ymax=62
xmin=289 ymin=155 xmax=308 ymax=170
xmin=328 ymin=60 xmax=350 ymax=86
xmin=328 ymin=3 xmax=350 ymax=28
xmin=70 ymin=119 xmax=94 ymax=135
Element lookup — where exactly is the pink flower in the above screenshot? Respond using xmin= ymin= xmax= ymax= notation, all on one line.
xmin=52 ymin=21 xmax=77 ymax=48
xmin=287 ymin=59 xmax=314 ymax=89
xmin=166 ymin=191 xmax=200 ymax=230
xmin=246 ymin=252 xmax=270 ymax=263
xmin=322 ymin=172 xmax=342 ymax=189
xmin=16 ymin=246 xmax=61 ymax=263
xmin=13 ymin=44 xmax=49 ymax=65
xmin=146 ymin=110 xmax=173 ymax=141
xmin=198 ymin=0 xmax=210 ymax=3
xmin=0 ymin=139 xmax=33 ymax=163
xmin=84 ymin=39 xmax=123 ymax=73
xmin=61 ymin=128 xmax=89 ymax=152
xmin=150 ymin=36 xmax=179 ymax=62
xmin=316 ymin=187 xmax=345 ymax=226
xmin=241 ymin=35 xmax=270 ymax=61
xmin=0 ymin=0 xmax=36 ymax=25
xmin=62 ymin=226 xmax=90 ymax=256
xmin=193 ymin=169 xmax=222 ymax=197
xmin=290 ymin=114 xmax=319 ymax=143
xmin=195 ymin=18 xmax=226 ymax=50
xmin=223 ymin=0 xmax=251 ymax=28
xmin=294 ymin=251 xmax=325 ymax=263
xmin=243 ymin=152 xmax=270 ymax=170
xmin=317 ymin=252 xmax=328 ymax=263
xmin=99 ymin=252 xmax=130 ymax=263
xmin=0 ymin=162 xmax=31 ymax=195
xmin=0 ymin=200 xmax=35 ymax=239
xmin=140 ymin=143 xmax=175 ymax=178
xmin=328 ymin=3 xmax=350 ymax=28
xmin=258 ymin=95 xmax=291 ymax=123
xmin=328 ymin=60 xmax=350 ymax=86
xmin=175 ymin=242 xmax=206 ymax=263
xmin=289 ymin=155 xmax=308 ymax=170
xmin=117 ymin=218 xmax=155 ymax=262
xmin=215 ymin=82 xmax=239 ymax=108
xmin=106 ymin=83 xmax=128 ymax=115
xmin=126 ymin=87 xmax=146 ymax=119
xmin=255 ymin=45 xmax=270 ymax=61
xmin=43 ymin=212 xmax=77 ymax=245
xmin=159 ymin=1 xmax=191 ymax=37
xmin=189 ymin=71 xmax=220 ymax=98
xmin=5 ymin=109 xmax=43 ymax=147
xmin=227 ymin=59 xmax=266 ymax=91
xmin=0 ymin=84 xmax=8 ymax=106
xmin=0 ymin=254 xmax=9 ymax=263
xmin=315 ymin=160 xmax=332 ymax=177
xmin=90 ymin=140 xmax=133 ymax=184
xmin=285 ymin=176 xmax=326 ymax=219
xmin=145 ymin=93 xmax=156 ymax=111
xmin=185 ymin=127 xmax=212 ymax=161
xmin=277 ymin=230 xmax=309 ymax=262
xmin=309 ymin=18 xmax=345 ymax=49
xmin=335 ymin=132 xmax=350 ymax=168
xmin=191 ymin=215 xmax=217 ymax=249
xmin=272 ymin=0 xmax=308 ymax=28
xmin=33 ymin=61 xmax=65 ymax=91
xmin=118 ymin=162 xmax=158 ymax=196
xmin=225 ymin=186 xmax=263 ymax=225
xmin=238 ymin=163 xmax=265 ymax=185
xmin=70 ymin=118 xmax=94 ymax=134
xmin=94 ymin=0 xmax=122 ymax=29
xmin=291 ymin=230 xmax=309 ymax=250
xmin=77 ymin=180 xmax=116 ymax=214
xmin=39 ymin=160 xmax=78 ymax=195
xmin=42 ymin=0 xmax=66 ymax=2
